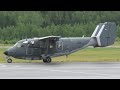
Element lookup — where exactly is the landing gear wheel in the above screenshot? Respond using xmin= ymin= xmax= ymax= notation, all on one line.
xmin=43 ymin=59 xmax=47 ymax=63
xmin=46 ymin=57 xmax=51 ymax=63
xmin=7 ymin=58 xmax=12 ymax=63
xmin=43 ymin=57 xmax=51 ymax=63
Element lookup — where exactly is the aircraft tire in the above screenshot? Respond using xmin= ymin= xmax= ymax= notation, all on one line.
xmin=7 ymin=58 xmax=12 ymax=63
xmin=43 ymin=57 xmax=51 ymax=63
xmin=43 ymin=59 xmax=47 ymax=63
xmin=46 ymin=57 xmax=51 ymax=63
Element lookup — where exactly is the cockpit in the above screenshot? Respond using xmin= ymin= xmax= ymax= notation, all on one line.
xmin=13 ymin=39 xmax=40 ymax=48
xmin=13 ymin=40 xmax=30 ymax=48
xmin=13 ymin=38 xmax=55 ymax=49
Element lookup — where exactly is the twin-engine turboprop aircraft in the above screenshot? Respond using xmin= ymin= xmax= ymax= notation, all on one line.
xmin=4 ymin=22 xmax=117 ymax=63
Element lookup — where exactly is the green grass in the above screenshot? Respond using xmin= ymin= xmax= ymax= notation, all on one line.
xmin=52 ymin=47 xmax=120 ymax=62
xmin=1 ymin=45 xmax=120 ymax=63
xmin=111 ymin=42 xmax=120 ymax=46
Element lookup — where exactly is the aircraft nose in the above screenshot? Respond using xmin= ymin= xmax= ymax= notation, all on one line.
xmin=4 ymin=50 xmax=8 ymax=55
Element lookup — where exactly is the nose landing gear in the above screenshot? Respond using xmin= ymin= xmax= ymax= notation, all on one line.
xmin=5 ymin=56 xmax=12 ymax=63
xmin=7 ymin=58 xmax=12 ymax=63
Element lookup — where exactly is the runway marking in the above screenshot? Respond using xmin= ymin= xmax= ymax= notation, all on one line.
xmin=42 ymin=68 xmax=120 ymax=78
xmin=0 ymin=65 xmax=120 ymax=70
xmin=0 ymin=64 xmax=7 ymax=67
xmin=0 ymin=65 xmax=120 ymax=69
xmin=11 ymin=66 xmax=20 ymax=68
xmin=0 ymin=64 xmax=20 ymax=68
xmin=58 ymin=67 xmax=120 ymax=69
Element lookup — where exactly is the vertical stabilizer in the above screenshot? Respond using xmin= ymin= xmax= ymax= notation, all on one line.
xmin=91 ymin=22 xmax=116 ymax=47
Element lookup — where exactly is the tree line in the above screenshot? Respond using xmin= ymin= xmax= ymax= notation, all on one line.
xmin=0 ymin=11 xmax=120 ymax=44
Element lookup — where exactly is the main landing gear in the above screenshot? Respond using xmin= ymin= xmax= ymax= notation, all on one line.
xmin=43 ymin=57 xmax=51 ymax=63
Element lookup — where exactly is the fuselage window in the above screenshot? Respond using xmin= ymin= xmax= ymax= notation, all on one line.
xmin=56 ymin=41 xmax=63 ymax=50
xmin=40 ymin=41 xmax=45 ymax=48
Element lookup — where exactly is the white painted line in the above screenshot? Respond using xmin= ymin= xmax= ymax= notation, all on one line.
xmin=97 ymin=25 xmax=105 ymax=37
xmin=1 ymin=65 xmax=120 ymax=69
xmin=0 ymin=65 xmax=7 ymax=67
xmin=0 ymin=65 xmax=20 ymax=69
xmin=91 ymin=25 xmax=99 ymax=37
xmin=42 ymin=68 xmax=120 ymax=78
xmin=97 ymin=24 xmax=105 ymax=46
xmin=57 ymin=67 xmax=120 ymax=69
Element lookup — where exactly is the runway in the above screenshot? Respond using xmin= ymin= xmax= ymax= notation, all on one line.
xmin=0 ymin=62 xmax=120 ymax=79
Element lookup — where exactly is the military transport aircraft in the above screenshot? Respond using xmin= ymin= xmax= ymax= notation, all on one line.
xmin=4 ymin=22 xmax=116 ymax=63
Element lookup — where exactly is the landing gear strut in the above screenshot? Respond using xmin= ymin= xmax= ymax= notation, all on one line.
xmin=7 ymin=58 xmax=12 ymax=63
xmin=43 ymin=57 xmax=51 ymax=63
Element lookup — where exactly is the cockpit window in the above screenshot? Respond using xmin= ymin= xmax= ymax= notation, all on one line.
xmin=13 ymin=43 xmax=22 ymax=47
xmin=14 ymin=42 xmax=27 ymax=48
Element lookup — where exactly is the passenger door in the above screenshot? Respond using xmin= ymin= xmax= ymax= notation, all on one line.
xmin=56 ymin=41 xmax=63 ymax=51
xmin=26 ymin=44 xmax=33 ymax=55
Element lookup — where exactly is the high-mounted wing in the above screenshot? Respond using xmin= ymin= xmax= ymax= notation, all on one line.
xmin=37 ymin=36 xmax=61 ymax=40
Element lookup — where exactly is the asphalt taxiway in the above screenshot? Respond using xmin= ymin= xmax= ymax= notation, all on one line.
xmin=0 ymin=62 xmax=120 ymax=79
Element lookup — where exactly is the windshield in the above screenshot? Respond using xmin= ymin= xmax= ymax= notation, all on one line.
xmin=13 ymin=39 xmax=36 ymax=48
xmin=13 ymin=42 xmax=22 ymax=47
xmin=14 ymin=41 xmax=28 ymax=48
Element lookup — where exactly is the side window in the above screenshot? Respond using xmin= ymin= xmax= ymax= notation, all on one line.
xmin=56 ymin=41 xmax=63 ymax=50
xmin=32 ymin=41 xmax=39 ymax=48
xmin=40 ymin=41 xmax=45 ymax=48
